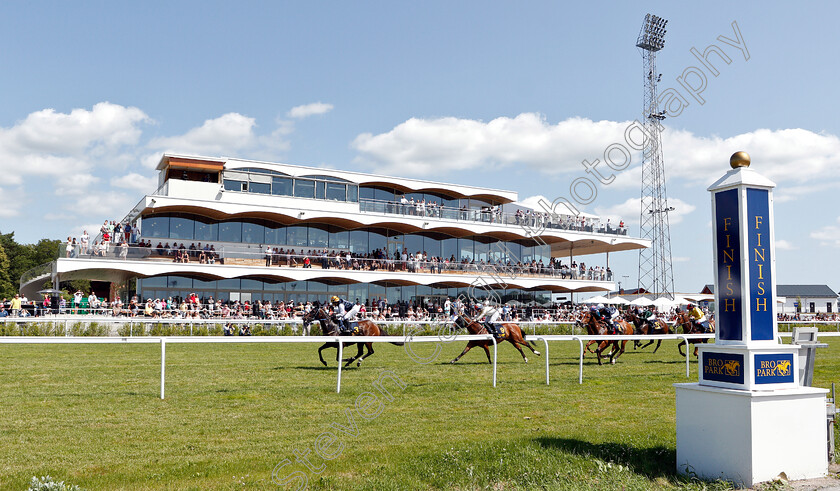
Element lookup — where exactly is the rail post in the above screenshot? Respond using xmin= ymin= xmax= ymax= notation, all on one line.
xmin=490 ymin=335 xmax=498 ymax=387
xmin=536 ymin=336 xmax=550 ymax=385
xmin=678 ymin=335 xmax=691 ymax=377
xmin=572 ymin=336 xmax=584 ymax=384
xmin=336 ymin=338 xmax=343 ymax=393
xmin=160 ymin=338 xmax=166 ymax=400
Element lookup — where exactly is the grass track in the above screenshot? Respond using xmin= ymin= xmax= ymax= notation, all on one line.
xmin=0 ymin=338 xmax=837 ymax=490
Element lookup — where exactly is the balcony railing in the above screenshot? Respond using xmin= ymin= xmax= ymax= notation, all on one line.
xmin=58 ymin=244 xmax=614 ymax=282
xmin=358 ymin=198 xmax=629 ymax=236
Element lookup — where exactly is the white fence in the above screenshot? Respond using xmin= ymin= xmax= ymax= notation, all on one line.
xmin=1 ymin=330 xmax=837 ymax=398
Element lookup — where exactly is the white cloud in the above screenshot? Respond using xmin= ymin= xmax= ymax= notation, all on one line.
xmin=0 ymin=187 xmax=24 ymax=217
xmin=148 ymin=113 xmax=257 ymax=156
xmin=110 ymin=173 xmax=158 ymax=193
xmin=810 ymin=217 xmax=840 ymax=247
xmin=0 ymin=102 xmax=149 ymax=180
xmin=595 ymin=197 xmax=696 ymax=226
xmin=353 ymin=114 xmax=634 ymax=176
xmin=55 ymin=174 xmax=101 ymax=196
xmin=287 ymin=102 xmax=334 ymax=119
xmin=775 ymin=239 xmax=796 ymax=250
xmin=351 ymin=113 xmax=840 ymax=195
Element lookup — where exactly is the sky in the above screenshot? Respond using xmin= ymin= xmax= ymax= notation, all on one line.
xmin=1 ymin=1 xmax=839 ymax=294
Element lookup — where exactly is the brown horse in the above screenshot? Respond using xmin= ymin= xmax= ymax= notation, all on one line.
xmin=674 ymin=311 xmax=715 ymax=357
xmin=302 ymin=307 xmax=403 ymax=368
xmin=579 ymin=311 xmax=634 ymax=365
xmin=449 ymin=314 xmax=540 ymax=364
xmin=625 ymin=310 xmax=670 ymax=353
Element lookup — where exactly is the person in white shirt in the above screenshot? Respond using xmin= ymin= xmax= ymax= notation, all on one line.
xmin=80 ymin=231 xmax=90 ymax=255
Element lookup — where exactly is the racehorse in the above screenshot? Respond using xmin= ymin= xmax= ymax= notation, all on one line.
xmin=625 ymin=310 xmax=670 ymax=354
xmin=674 ymin=311 xmax=715 ymax=357
xmin=302 ymin=307 xmax=403 ymax=368
xmin=449 ymin=313 xmax=540 ymax=364
xmin=578 ymin=311 xmax=635 ymax=365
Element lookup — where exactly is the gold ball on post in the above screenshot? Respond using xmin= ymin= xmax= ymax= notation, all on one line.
xmin=730 ymin=151 xmax=751 ymax=169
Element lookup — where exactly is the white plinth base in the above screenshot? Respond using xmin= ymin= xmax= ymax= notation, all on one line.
xmin=675 ymin=383 xmax=827 ymax=487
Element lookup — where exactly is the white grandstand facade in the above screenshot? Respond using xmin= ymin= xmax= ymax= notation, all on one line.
xmin=24 ymin=154 xmax=650 ymax=307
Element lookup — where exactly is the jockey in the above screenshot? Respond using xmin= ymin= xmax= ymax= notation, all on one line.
xmin=477 ymin=298 xmax=503 ymax=339
xmin=596 ymin=303 xmax=621 ymax=335
xmin=642 ymin=307 xmax=657 ymax=327
xmin=331 ymin=295 xmax=360 ymax=334
xmin=687 ymin=304 xmax=710 ymax=333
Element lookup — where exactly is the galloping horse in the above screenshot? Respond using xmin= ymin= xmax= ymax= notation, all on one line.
xmin=302 ymin=307 xmax=403 ymax=368
xmin=625 ymin=310 xmax=670 ymax=354
xmin=449 ymin=314 xmax=540 ymax=364
xmin=673 ymin=311 xmax=715 ymax=357
xmin=578 ymin=311 xmax=634 ymax=365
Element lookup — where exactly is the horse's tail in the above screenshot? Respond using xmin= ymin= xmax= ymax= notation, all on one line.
xmin=519 ymin=325 xmax=538 ymax=347
xmin=377 ymin=324 xmax=405 ymax=346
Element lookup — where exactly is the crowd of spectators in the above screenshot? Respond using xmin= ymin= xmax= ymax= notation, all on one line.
xmin=363 ymin=196 xmax=628 ymax=235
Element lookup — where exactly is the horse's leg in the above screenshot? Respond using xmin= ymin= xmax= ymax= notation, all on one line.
xmin=344 ymin=344 xmax=365 ymax=367
xmin=594 ymin=341 xmax=608 ymax=365
xmin=356 ymin=342 xmax=375 ymax=367
xmin=318 ymin=343 xmax=333 ymax=366
xmin=515 ymin=332 xmax=540 ymax=356
xmin=508 ymin=339 xmax=529 ymax=363
xmin=451 ymin=341 xmax=475 ymax=364
xmin=585 ymin=340 xmax=598 ymax=354
xmin=652 ymin=339 xmax=662 ymax=354
xmin=482 ymin=343 xmax=492 ymax=364
xmin=610 ymin=340 xmax=628 ymax=364
xmin=678 ymin=340 xmax=686 ymax=357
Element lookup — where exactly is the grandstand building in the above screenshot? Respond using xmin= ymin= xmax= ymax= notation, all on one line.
xmin=23 ymin=154 xmax=649 ymax=307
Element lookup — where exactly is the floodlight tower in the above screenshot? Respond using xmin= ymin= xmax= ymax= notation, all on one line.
xmin=635 ymin=13 xmax=675 ymax=299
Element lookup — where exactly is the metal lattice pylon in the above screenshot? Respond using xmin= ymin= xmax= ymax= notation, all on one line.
xmin=636 ymin=14 xmax=675 ymax=299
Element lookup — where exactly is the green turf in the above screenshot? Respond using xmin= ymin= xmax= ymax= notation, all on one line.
xmin=0 ymin=337 xmax=837 ymax=490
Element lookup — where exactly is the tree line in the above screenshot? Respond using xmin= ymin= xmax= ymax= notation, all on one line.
xmin=0 ymin=232 xmax=62 ymax=299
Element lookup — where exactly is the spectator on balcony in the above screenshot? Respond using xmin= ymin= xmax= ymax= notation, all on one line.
xmin=119 ymin=241 xmax=128 ymax=260
xmin=80 ymin=231 xmax=90 ymax=255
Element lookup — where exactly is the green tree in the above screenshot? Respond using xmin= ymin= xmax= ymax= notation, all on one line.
xmin=0 ymin=241 xmax=14 ymax=298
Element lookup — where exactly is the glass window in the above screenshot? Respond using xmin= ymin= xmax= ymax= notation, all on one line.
xmin=315 ymin=181 xmax=326 ymax=200
xmin=441 ymin=237 xmax=458 ymax=261
xmin=272 ymin=177 xmax=293 ymax=196
xmin=249 ymin=182 xmax=270 ymax=194
xmin=309 ymin=227 xmax=329 ymax=248
xmin=458 ymin=238 xmax=474 ymax=261
xmin=359 ymin=187 xmax=375 ymax=200
xmin=504 ymin=241 xmax=522 ymax=263
xmin=224 ymin=180 xmax=245 ymax=192
xmin=241 ymin=279 xmax=263 ymax=290
xmin=474 ymin=239 xmax=489 ymax=262
xmin=329 ymin=228 xmax=349 ymax=249
xmin=404 ymin=234 xmax=423 ymax=256
xmin=287 ymin=226 xmax=308 ymax=247
xmin=294 ymin=179 xmax=315 ymax=198
xmin=169 ymin=216 xmax=194 ymax=240
xmin=263 ymin=280 xmax=284 ymax=292
xmin=326 ymin=182 xmax=346 ymax=201
xmin=193 ymin=278 xmax=217 ymax=289
xmin=424 ymin=236 xmax=441 ymax=258
xmin=193 ymin=219 xmax=218 ymax=241
xmin=349 ymin=231 xmax=368 ymax=253
xmin=347 ymin=185 xmax=358 ymax=202
xmin=265 ymin=223 xmax=286 ymax=245
xmin=219 ymin=221 xmax=242 ymax=243
xmin=140 ymin=276 xmax=167 ymax=288
xmin=217 ymin=279 xmax=241 ymax=290
xmin=374 ymin=188 xmax=394 ymax=202
xmin=242 ymin=221 xmax=265 ymax=244
xmin=168 ymin=276 xmax=193 ymax=289
xmin=521 ymin=245 xmax=534 ymax=263
xmin=368 ymin=230 xmax=386 ymax=252
xmin=142 ymin=215 xmax=169 ymax=238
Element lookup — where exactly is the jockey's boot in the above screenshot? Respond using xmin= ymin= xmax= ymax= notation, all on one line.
xmin=484 ymin=321 xmax=500 ymax=339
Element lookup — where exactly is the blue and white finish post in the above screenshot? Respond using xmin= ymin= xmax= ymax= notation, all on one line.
xmin=675 ymin=152 xmax=828 ymax=487
xmin=699 ymin=151 xmax=798 ymax=390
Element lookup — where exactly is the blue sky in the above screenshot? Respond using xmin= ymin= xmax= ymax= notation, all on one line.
xmin=1 ymin=1 xmax=839 ymax=293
